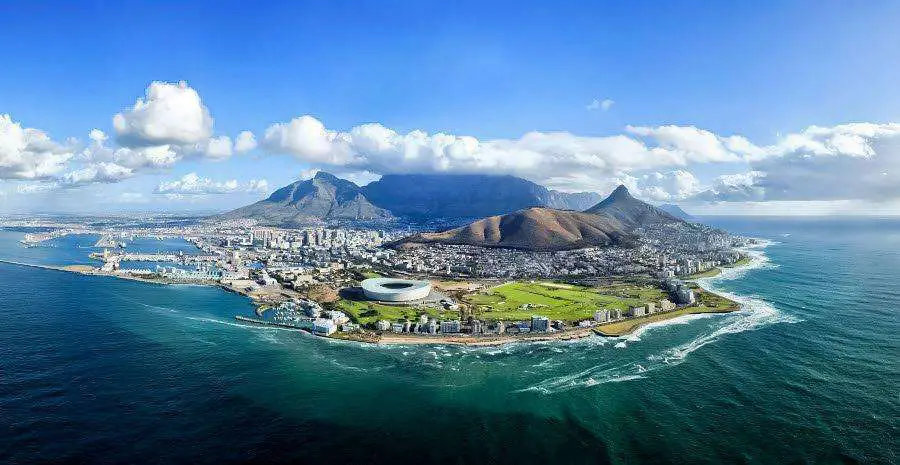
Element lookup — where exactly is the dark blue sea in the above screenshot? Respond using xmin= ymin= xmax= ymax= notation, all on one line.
xmin=0 ymin=219 xmax=896 ymax=464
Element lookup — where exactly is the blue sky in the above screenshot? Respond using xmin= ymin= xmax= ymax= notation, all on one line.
xmin=2 ymin=0 xmax=899 ymax=214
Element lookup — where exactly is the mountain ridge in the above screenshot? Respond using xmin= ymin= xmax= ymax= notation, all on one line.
xmin=394 ymin=185 xmax=677 ymax=251
xmin=224 ymin=172 xmax=603 ymax=226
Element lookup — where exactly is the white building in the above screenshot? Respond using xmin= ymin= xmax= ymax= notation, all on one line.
xmin=312 ymin=318 xmax=336 ymax=336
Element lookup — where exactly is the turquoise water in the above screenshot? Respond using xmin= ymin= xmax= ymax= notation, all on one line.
xmin=0 ymin=219 xmax=896 ymax=464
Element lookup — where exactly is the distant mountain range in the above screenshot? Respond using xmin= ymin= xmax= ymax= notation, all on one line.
xmin=394 ymin=185 xmax=685 ymax=251
xmin=223 ymin=172 xmax=602 ymax=226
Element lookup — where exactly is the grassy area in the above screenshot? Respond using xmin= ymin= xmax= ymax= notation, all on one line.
xmin=360 ymin=270 xmax=383 ymax=279
xmin=727 ymin=256 xmax=752 ymax=268
xmin=463 ymin=281 xmax=669 ymax=323
xmin=595 ymin=287 xmax=739 ymax=335
xmin=333 ymin=299 xmax=456 ymax=326
xmin=595 ymin=305 xmax=725 ymax=336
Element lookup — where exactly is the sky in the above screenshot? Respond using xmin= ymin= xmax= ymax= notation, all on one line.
xmin=2 ymin=0 xmax=900 ymax=215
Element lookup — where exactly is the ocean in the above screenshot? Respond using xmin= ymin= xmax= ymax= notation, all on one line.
xmin=0 ymin=218 xmax=896 ymax=464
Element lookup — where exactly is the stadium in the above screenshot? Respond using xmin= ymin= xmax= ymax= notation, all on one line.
xmin=360 ymin=278 xmax=433 ymax=302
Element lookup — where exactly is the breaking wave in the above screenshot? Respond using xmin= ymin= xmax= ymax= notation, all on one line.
xmin=516 ymin=240 xmax=801 ymax=394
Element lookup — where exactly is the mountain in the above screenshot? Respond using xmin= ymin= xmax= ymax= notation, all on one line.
xmin=656 ymin=203 xmax=694 ymax=221
xmin=584 ymin=185 xmax=683 ymax=229
xmin=361 ymin=174 xmax=600 ymax=219
xmin=394 ymin=207 xmax=632 ymax=252
xmin=222 ymin=172 xmax=392 ymax=226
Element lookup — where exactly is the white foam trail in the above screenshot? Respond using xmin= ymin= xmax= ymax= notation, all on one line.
xmin=516 ymin=240 xmax=801 ymax=395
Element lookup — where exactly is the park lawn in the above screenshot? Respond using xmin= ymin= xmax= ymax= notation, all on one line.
xmin=594 ymin=304 xmax=733 ymax=336
xmin=334 ymin=299 xmax=457 ymax=326
xmin=464 ymin=281 xmax=669 ymax=323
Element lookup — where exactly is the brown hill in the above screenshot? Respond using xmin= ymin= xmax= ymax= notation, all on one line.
xmin=395 ymin=207 xmax=632 ymax=252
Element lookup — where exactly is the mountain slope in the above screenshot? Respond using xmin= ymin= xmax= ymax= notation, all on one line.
xmin=362 ymin=174 xmax=600 ymax=218
xmin=222 ymin=172 xmax=392 ymax=226
xmin=584 ymin=185 xmax=683 ymax=229
xmin=657 ymin=203 xmax=694 ymax=221
xmin=395 ymin=207 xmax=631 ymax=252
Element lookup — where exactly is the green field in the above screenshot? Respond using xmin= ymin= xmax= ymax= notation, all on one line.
xmin=332 ymin=299 xmax=456 ymax=326
xmin=595 ymin=286 xmax=739 ymax=335
xmin=463 ymin=281 xmax=669 ymax=323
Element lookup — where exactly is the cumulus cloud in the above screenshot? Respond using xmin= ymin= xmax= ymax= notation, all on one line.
xmin=80 ymin=130 xmax=178 ymax=171
xmin=690 ymin=171 xmax=766 ymax=202
xmin=113 ymin=81 xmax=213 ymax=147
xmin=631 ymin=170 xmax=703 ymax=202
xmin=200 ymin=135 xmax=233 ymax=160
xmin=0 ymin=114 xmax=74 ymax=180
xmin=247 ymin=178 xmax=269 ymax=194
xmin=261 ymin=116 xmax=762 ymax=193
xmin=692 ymin=123 xmax=900 ymax=202
xmin=262 ymin=116 xmax=900 ymax=203
xmin=60 ymin=162 xmax=134 ymax=187
xmin=234 ymin=131 xmax=257 ymax=153
xmin=16 ymin=182 xmax=60 ymax=194
xmin=154 ymin=172 xmax=269 ymax=196
xmin=587 ymin=98 xmax=614 ymax=111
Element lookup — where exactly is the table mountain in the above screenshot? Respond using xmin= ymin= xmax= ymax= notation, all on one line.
xmin=361 ymin=174 xmax=600 ymax=219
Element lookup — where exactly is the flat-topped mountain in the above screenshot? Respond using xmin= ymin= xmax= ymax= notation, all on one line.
xmin=222 ymin=172 xmax=392 ymax=226
xmin=361 ymin=174 xmax=601 ymax=218
xmin=395 ymin=207 xmax=631 ymax=252
xmin=224 ymin=172 xmax=604 ymax=226
xmin=584 ymin=185 xmax=683 ymax=229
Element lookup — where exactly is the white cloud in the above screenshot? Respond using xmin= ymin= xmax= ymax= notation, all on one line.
xmin=692 ymin=123 xmax=900 ymax=202
xmin=633 ymin=170 xmax=703 ymax=201
xmin=247 ymin=178 xmax=269 ymax=194
xmin=154 ymin=172 xmax=268 ymax=196
xmin=234 ymin=131 xmax=257 ymax=153
xmin=80 ymin=132 xmax=179 ymax=171
xmin=16 ymin=182 xmax=60 ymax=194
xmin=690 ymin=171 xmax=766 ymax=202
xmin=262 ymin=116 xmax=755 ymax=192
xmin=627 ymin=125 xmax=743 ymax=163
xmin=587 ymin=98 xmax=614 ymax=111
xmin=202 ymin=135 xmax=233 ymax=160
xmin=60 ymin=162 xmax=134 ymax=187
xmin=113 ymin=81 xmax=213 ymax=147
xmin=0 ymin=114 xmax=74 ymax=180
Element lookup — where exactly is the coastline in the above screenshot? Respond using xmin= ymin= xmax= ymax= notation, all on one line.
xmin=0 ymin=246 xmax=760 ymax=347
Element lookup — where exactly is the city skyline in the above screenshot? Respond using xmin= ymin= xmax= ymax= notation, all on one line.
xmin=2 ymin=1 xmax=900 ymax=215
